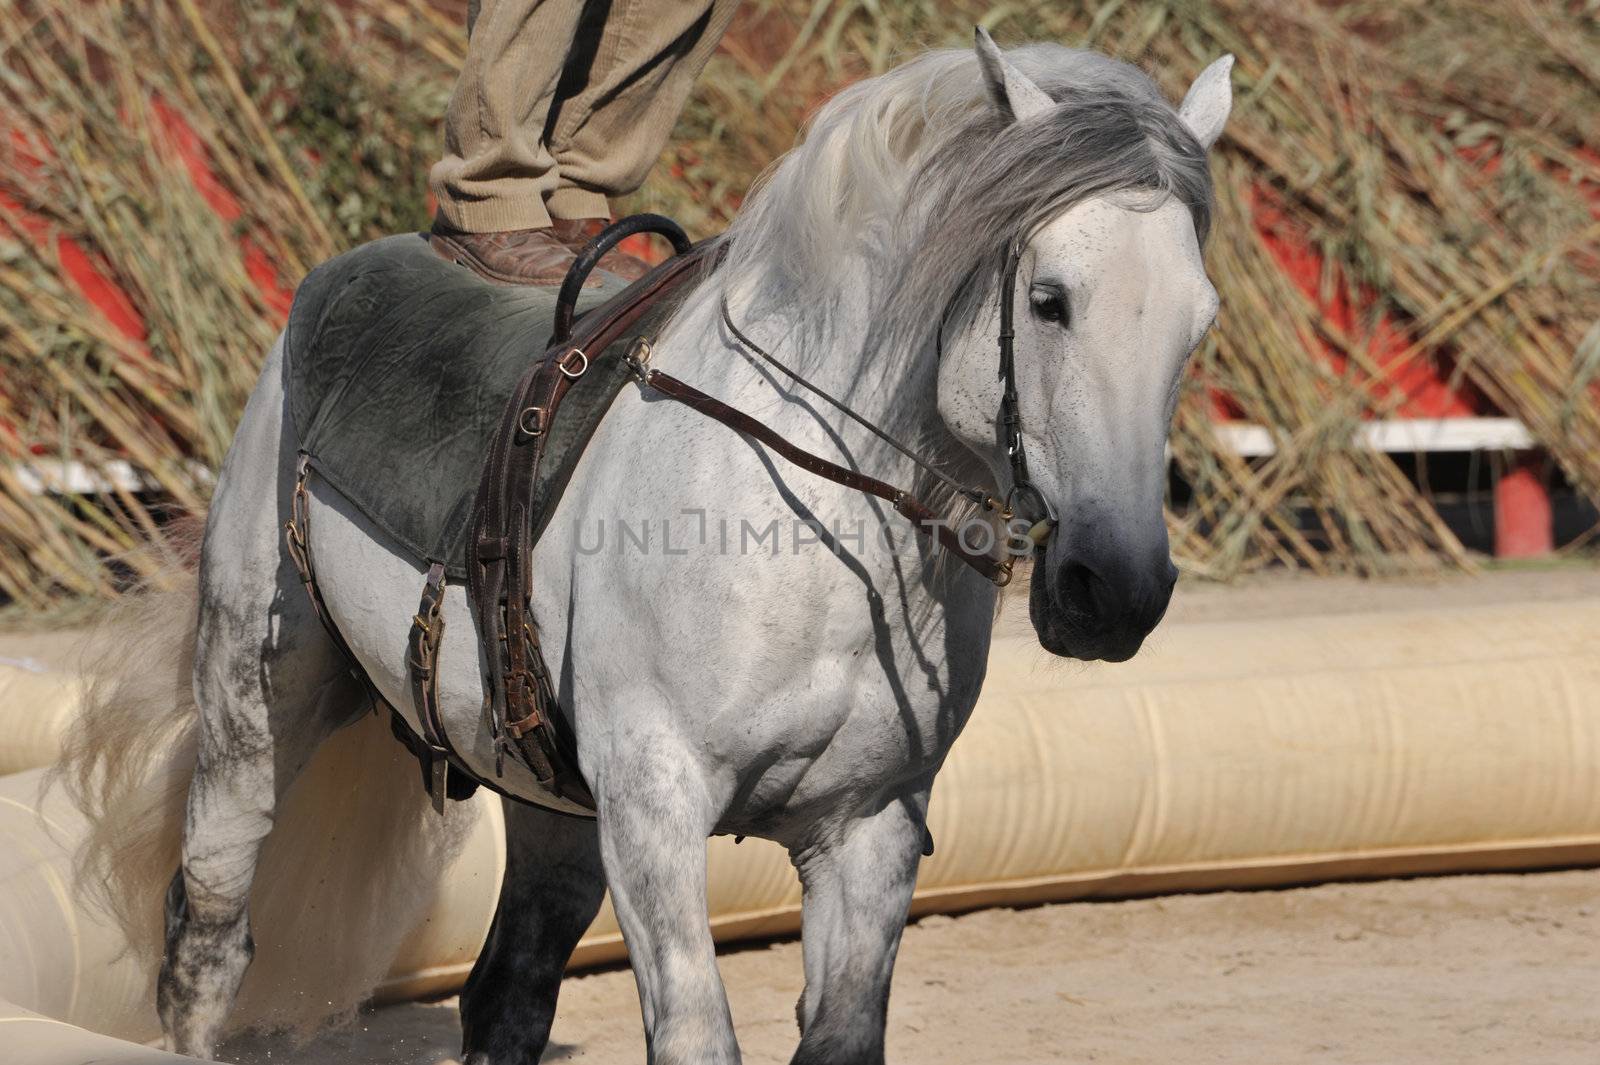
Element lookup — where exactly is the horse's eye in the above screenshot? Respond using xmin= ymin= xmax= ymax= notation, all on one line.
xmin=1029 ymin=286 xmax=1068 ymax=326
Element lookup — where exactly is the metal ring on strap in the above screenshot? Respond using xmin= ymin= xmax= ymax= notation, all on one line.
xmin=558 ymin=347 xmax=588 ymax=379
xmin=549 ymin=214 xmax=693 ymax=347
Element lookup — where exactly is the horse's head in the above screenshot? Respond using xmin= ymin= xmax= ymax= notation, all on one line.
xmin=936 ymin=31 xmax=1233 ymax=662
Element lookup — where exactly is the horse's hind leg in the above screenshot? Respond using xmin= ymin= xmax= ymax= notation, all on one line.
xmin=158 ymin=340 xmax=360 ymax=1057
xmin=460 ymin=801 xmax=606 ymax=1065
xmin=159 ymin=609 xmax=354 ymax=1056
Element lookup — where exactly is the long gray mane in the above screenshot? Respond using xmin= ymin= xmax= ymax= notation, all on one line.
xmin=669 ymin=42 xmax=1214 ymax=395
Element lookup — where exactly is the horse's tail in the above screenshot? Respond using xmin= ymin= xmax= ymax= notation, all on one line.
xmin=52 ymin=524 xmax=206 ymax=968
xmin=52 ymin=514 xmax=477 ymax=1035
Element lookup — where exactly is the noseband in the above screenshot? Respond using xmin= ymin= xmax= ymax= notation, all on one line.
xmin=630 ymin=246 xmax=1058 ymax=585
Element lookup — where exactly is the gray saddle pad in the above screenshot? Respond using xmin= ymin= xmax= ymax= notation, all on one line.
xmin=282 ymin=233 xmax=633 ymax=577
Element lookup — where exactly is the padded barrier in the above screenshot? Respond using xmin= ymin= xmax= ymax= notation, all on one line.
xmin=0 ymin=760 xmax=504 ymax=1048
xmin=0 ymin=660 xmax=81 ymax=776
xmin=0 ymin=1001 xmax=199 ymax=1065
xmin=2 ymin=598 xmax=1598 ymax=1057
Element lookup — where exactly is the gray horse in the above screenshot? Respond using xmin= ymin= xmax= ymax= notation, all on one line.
xmin=64 ymin=30 xmax=1231 ymax=1065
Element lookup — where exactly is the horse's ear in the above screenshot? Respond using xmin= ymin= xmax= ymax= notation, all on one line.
xmin=1178 ymin=55 xmax=1234 ymax=151
xmin=974 ymin=27 xmax=1053 ymax=124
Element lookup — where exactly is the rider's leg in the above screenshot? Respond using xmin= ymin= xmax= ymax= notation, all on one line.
xmin=460 ymin=800 xmax=607 ymax=1065
xmin=594 ymin=734 xmax=738 ymax=1064
xmin=429 ymin=0 xmax=582 ymax=232
xmin=432 ymin=0 xmax=733 ymax=281
xmin=431 ymin=0 xmax=736 ymax=230
xmin=542 ymin=0 xmax=741 ymax=222
xmin=788 ymin=788 xmax=931 ymax=1065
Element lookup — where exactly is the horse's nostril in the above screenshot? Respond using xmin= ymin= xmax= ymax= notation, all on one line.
xmin=1058 ymin=560 xmax=1103 ymax=615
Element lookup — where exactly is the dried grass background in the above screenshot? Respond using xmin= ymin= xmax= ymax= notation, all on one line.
xmin=1 ymin=0 xmax=1597 ymax=607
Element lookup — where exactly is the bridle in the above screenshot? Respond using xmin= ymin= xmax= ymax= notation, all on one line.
xmin=628 ymin=243 xmax=1058 ymax=586
xmin=995 ymin=245 xmax=1059 ymax=534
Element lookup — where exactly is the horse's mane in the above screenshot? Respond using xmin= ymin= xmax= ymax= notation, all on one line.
xmin=674 ymin=42 xmax=1215 ymax=386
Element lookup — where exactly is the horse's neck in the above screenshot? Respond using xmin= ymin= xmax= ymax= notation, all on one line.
xmin=650 ymin=261 xmax=996 ymax=613
xmin=673 ymin=260 xmax=949 ymax=464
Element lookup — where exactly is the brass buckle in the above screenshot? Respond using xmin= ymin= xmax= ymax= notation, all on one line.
xmin=284 ymin=456 xmax=313 ymax=572
xmin=504 ymin=693 xmax=542 ymax=738
xmin=284 ymin=519 xmax=306 ymax=556
xmin=624 ymin=337 xmax=653 ymax=382
xmin=518 ymin=405 xmax=546 ymax=437
xmin=558 ymin=347 xmax=588 ymax=379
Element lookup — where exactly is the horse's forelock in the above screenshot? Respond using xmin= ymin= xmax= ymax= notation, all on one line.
xmin=889 ymin=77 xmax=1215 ymax=358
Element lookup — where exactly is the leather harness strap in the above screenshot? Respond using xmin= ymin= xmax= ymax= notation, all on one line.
xmin=285 ymin=453 xmax=387 ymax=714
xmin=692 ymin=246 xmax=1058 ymax=580
xmin=717 ymin=298 xmax=998 ymax=513
xmin=406 ymin=562 xmax=452 ymax=813
xmin=467 ymin=244 xmax=714 ymax=809
xmin=995 ymin=246 xmax=1057 ymax=529
xmin=446 ymin=238 xmax=1039 ymax=810
xmin=637 ymin=366 xmax=1011 ymax=585
xmin=623 ymin=246 xmax=1066 ymax=587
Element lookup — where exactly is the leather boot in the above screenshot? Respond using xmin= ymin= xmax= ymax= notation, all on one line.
xmin=550 ymin=218 xmax=654 ymax=282
xmin=429 ymin=221 xmax=588 ymax=286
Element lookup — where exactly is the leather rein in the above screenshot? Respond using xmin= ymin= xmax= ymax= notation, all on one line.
xmin=626 ymin=245 xmax=1057 ymax=587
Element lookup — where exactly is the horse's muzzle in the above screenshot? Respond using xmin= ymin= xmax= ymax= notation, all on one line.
xmin=1028 ymin=545 xmax=1177 ymax=663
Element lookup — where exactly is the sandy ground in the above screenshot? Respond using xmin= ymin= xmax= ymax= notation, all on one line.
xmin=219 ymin=869 xmax=1600 ymax=1065
xmin=8 ymin=565 xmax=1599 ymax=1063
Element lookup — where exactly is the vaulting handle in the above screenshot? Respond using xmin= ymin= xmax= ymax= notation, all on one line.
xmin=550 ymin=214 xmax=693 ymax=346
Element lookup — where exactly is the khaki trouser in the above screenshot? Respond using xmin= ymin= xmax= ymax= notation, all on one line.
xmin=430 ymin=0 xmax=739 ymax=232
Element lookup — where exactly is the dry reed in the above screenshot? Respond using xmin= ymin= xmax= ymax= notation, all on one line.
xmin=1 ymin=0 xmax=1595 ymax=607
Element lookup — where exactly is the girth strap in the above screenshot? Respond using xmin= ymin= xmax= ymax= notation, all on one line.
xmin=285 ymin=453 xmax=388 ymax=713
xmin=406 ymin=561 xmax=454 ymax=813
xmin=286 ymin=455 xmax=481 ymax=811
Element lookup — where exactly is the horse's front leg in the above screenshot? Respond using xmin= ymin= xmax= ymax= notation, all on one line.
xmin=595 ymin=737 xmax=738 ymax=1064
xmin=459 ymin=799 xmax=606 ymax=1065
xmin=789 ymin=787 xmax=930 ymax=1065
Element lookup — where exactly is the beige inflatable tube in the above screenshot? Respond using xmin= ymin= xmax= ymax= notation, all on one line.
xmin=0 ymin=658 xmax=82 ymax=776
xmin=0 ymin=1001 xmax=201 ymax=1065
xmin=564 ymin=598 xmax=1600 ymax=970
xmin=2 ymin=599 xmax=1599 ymax=1059
xmin=0 ymin=763 xmax=505 ymax=1049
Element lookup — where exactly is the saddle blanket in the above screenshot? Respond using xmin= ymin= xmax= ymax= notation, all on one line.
xmin=283 ymin=232 xmax=672 ymax=578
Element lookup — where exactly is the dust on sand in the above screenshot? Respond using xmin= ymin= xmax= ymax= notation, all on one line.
xmin=221 ymin=868 xmax=1600 ymax=1065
